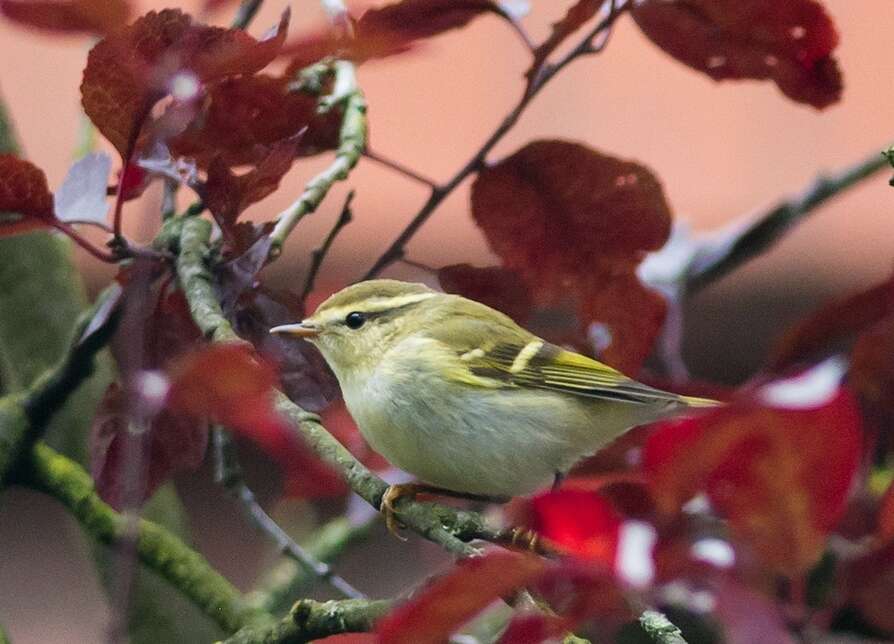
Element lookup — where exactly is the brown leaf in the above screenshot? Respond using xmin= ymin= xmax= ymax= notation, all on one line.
xmin=526 ymin=0 xmax=601 ymax=83
xmin=632 ymin=0 xmax=842 ymax=109
xmin=0 ymin=0 xmax=130 ymax=35
xmin=200 ymin=136 xmax=300 ymax=244
xmin=438 ymin=264 xmax=533 ymax=323
xmin=356 ymin=0 xmax=504 ymax=47
xmin=81 ymin=8 xmax=289 ymax=156
xmin=0 ymin=154 xmax=56 ymax=236
xmin=471 ymin=140 xmax=671 ymax=373
xmin=167 ymin=74 xmax=340 ymax=167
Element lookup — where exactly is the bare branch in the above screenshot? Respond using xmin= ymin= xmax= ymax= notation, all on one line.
xmin=301 ymin=191 xmax=354 ymax=302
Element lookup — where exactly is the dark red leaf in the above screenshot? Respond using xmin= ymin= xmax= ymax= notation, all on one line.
xmin=201 ymin=136 xmax=300 ymax=245
xmin=91 ymin=383 xmax=208 ymax=510
xmin=168 ymin=74 xmax=340 ymax=167
xmin=526 ymin=1 xmax=601 ymax=83
xmin=81 ymin=8 xmax=289 ymax=156
xmin=356 ymin=0 xmax=504 ymax=50
xmin=844 ymin=540 xmax=894 ymax=634
xmin=0 ymin=154 xmax=56 ymax=236
xmin=0 ymin=0 xmax=130 ymax=35
xmin=471 ymin=140 xmax=671 ymax=373
xmin=770 ymin=274 xmax=894 ymax=370
xmin=632 ymin=0 xmax=842 ymax=109
xmin=377 ymin=550 xmax=547 ymax=644
xmin=878 ymin=484 xmax=894 ymax=544
xmin=644 ymin=362 xmax=862 ymax=574
xmin=438 ymin=264 xmax=533 ymax=324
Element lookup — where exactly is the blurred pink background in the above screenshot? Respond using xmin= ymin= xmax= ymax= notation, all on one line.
xmin=1 ymin=0 xmax=893 ymax=641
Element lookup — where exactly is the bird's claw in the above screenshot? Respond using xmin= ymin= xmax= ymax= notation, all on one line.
xmin=381 ymin=483 xmax=419 ymax=540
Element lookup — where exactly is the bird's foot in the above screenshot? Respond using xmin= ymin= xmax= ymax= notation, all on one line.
xmin=380 ymin=483 xmax=423 ymax=539
xmin=508 ymin=526 xmax=541 ymax=553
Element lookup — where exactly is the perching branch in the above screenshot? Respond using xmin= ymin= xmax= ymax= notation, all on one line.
xmin=177 ymin=217 xmax=499 ymax=557
xmin=221 ymin=598 xmax=391 ymax=644
xmin=300 ymin=190 xmax=354 ymax=302
xmin=685 ymin=146 xmax=892 ymax=293
xmin=268 ymin=61 xmax=367 ymax=257
xmin=247 ymin=515 xmax=376 ymax=615
xmin=22 ymin=442 xmax=272 ymax=635
xmin=639 ymin=610 xmax=688 ymax=644
xmin=212 ymin=429 xmax=366 ymax=600
xmin=364 ymin=1 xmax=626 ymax=278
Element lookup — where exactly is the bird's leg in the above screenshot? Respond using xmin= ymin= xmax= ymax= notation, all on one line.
xmin=380 ymin=483 xmax=509 ymax=537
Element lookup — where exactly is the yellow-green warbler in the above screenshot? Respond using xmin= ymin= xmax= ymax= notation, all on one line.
xmin=271 ymin=279 xmax=714 ymax=528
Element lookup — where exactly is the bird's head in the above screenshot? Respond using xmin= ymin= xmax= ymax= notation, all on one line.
xmin=270 ymin=279 xmax=441 ymax=382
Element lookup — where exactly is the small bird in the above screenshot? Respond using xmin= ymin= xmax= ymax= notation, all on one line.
xmin=271 ymin=279 xmax=714 ymax=530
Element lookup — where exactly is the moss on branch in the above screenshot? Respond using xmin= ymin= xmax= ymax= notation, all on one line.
xmin=24 ymin=442 xmax=271 ymax=634
xmin=221 ymin=598 xmax=391 ymax=644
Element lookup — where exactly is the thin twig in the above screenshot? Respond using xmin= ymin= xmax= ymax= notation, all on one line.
xmin=301 ymin=191 xmax=354 ymax=302
xmin=363 ymin=1 xmax=627 ymax=278
xmin=61 ymin=218 xmax=114 ymax=233
xmin=51 ymin=221 xmax=118 ymax=263
xmin=268 ymin=61 xmax=367 ymax=258
xmin=211 ymin=430 xmax=366 ymax=600
xmin=231 ymin=0 xmax=263 ymax=29
xmin=363 ymin=149 xmax=439 ymax=189
xmin=685 ymin=146 xmax=892 ymax=293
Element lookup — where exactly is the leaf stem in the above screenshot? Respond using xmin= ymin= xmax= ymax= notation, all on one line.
xmin=300 ymin=191 xmax=354 ymax=302
xmin=363 ymin=148 xmax=439 ymax=189
xmin=363 ymin=1 xmax=627 ymax=278
xmin=212 ymin=429 xmax=366 ymax=600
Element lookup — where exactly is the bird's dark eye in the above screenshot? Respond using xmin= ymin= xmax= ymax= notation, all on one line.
xmin=345 ymin=311 xmax=366 ymax=329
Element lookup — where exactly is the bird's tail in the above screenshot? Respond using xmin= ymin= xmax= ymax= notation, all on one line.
xmin=679 ymin=394 xmax=722 ymax=408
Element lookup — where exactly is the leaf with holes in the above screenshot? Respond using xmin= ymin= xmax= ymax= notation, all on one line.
xmin=377 ymin=550 xmax=547 ymax=644
xmin=644 ymin=360 xmax=862 ymax=574
xmin=0 ymin=0 xmax=130 ymax=35
xmin=81 ymin=8 xmax=289 ymax=157
xmin=471 ymin=140 xmax=671 ymax=373
xmin=0 ymin=154 xmax=56 ymax=237
xmin=632 ymin=0 xmax=842 ymax=109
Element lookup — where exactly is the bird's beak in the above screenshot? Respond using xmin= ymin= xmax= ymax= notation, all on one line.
xmin=270 ymin=321 xmax=319 ymax=339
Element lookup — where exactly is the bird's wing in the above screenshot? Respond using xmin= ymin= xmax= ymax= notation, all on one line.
xmin=462 ymin=340 xmax=686 ymax=405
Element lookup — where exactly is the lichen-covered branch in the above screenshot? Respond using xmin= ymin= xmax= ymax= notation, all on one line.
xmin=23 ymin=442 xmax=271 ymax=634
xmin=639 ymin=610 xmax=688 ymax=644
xmin=247 ymin=515 xmax=376 ymax=615
xmin=221 ymin=598 xmax=391 ymax=644
xmin=268 ymin=60 xmax=367 ymax=257
xmin=176 ymin=218 xmax=498 ymax=557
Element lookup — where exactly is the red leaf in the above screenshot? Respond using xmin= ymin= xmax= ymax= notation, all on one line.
xmin=644 ymin=362 xmax=862 ymax=574
xmin=438 ymin=264 xmax=533 ymax=324
xmin=526 ymin=1 xmax=601 ymax=83
xmin=471 ymin=140 xmax=671 ymax=373
xmin=357 ymin=0 xmax=504 ymax=49
xmin=91 ymin=383 xmax=208 ymax=510
xmin=168 ymin=74 xmax=340 ymax=167
xmin=844 ymin=540 xmax=894 ymax=634
xmin=0 ymin=0 xmax=130 ymax=35
xmin=878 ymin=484 xmax=894 ymax=544
xmin=0 ymin=154 xmax=56 ymax=236
xmin=81 ymin=8 xmax=289 ymax=156
xmin=201 ymin=136 xmax=300 ymax=245
xmin=771 ymin=274 xmax=894 ymax=370
xmin=632 ymin=0 xmax=842 ymax=109
xmin=377 ymin=550 xmax=547 ymax=644
xmin=527 ymin=488 xmax=621 ymax=565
